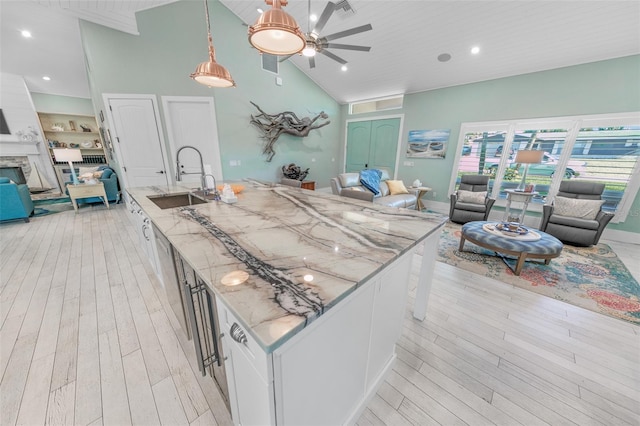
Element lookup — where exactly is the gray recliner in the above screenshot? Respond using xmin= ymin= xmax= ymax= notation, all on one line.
xmin=540 ymin=181 xmax=614 ymax=247
xmin=449 ymin=175 xmax=495 ymax=224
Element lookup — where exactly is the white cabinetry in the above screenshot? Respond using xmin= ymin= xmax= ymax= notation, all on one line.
xmin=216 ymin=300 xmax=274 ymax=425
xmin=215 ymin=249 xmax=414 ymax=426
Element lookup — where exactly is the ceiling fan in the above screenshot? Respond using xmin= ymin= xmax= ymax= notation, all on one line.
xmin=281 ymin=0 xmax=373 ymax=68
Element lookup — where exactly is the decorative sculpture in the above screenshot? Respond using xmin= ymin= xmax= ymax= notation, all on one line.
xmin=282 ymin=163 xmax=309 ymax=181
xmin=250 ymin=101 xmax=330 ymax=162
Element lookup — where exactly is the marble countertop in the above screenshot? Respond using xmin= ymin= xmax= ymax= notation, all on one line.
xmin=127 ymin=180 xmax=447 ymax=352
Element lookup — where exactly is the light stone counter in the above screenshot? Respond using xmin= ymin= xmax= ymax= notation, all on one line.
xmin=127 ymin=180 xmax=447 ymax=353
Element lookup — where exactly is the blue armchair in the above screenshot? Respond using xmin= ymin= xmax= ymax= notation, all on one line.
xmin=0 ymin=177 xmax=35 ymax=222
xmin=66 ymin=166 xmax=120 ymax=205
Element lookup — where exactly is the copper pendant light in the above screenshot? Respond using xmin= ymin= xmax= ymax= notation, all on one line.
xmin=190 ymin=0 xmax=235 ymax=88
xmin=248 ymin=0 xmax=305 ymax=55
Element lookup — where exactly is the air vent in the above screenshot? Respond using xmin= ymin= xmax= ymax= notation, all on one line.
xmin=261 ymin=53 xmax=279 ymax=75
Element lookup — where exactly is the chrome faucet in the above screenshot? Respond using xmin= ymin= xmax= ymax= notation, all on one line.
xmin=175 ymin=145 xmax=206 ymax=191
xmin=203 ymin=173 xmax=220 ymax=200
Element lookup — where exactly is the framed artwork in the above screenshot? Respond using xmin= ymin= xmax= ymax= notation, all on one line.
xmin=406 ymin=129 xmax=450 ymax=159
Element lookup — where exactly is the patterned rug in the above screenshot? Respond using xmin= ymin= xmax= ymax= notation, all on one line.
xmin=431 ymin=223 xmax=640 ymax=324
xmin=33 ymin=197 xmax=74 ymax=216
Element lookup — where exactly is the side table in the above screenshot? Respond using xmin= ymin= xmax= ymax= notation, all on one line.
xmin=300 ymin=181 xmax=315 ymax=191
xmin=410 ymin=186 xmax=432 ymax=211
xmin=504 ymin=189 xmax=537 ymax=224
xmin=67 ymin=182 xmax=110 ymax=213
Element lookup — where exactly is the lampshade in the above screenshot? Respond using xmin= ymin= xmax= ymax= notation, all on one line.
xmin=53 ymin=148 xmax=82 ymax=162
xmin=514 ymin=150 xmax=544 ymax=164
xmin=190 ymin=0 xmax=235 ymax=88
xmin=248 ymin=0 xmax=305 ymax=55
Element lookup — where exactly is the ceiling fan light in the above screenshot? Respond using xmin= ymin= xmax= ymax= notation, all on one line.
xmin=249 ymin=0 xmax=305 ymax=55
xmin=302 ymin=44 xmax=316 ymax=57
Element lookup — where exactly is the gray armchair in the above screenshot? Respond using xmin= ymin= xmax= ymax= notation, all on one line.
xmin=540 ymin=181 xmax=614 ymax=247
xmin=449 ymin=175 xmax=495 ymax=224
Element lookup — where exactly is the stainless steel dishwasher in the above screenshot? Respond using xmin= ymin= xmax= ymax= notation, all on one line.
xmin=152 ymin=224 xmax=191 ymax=339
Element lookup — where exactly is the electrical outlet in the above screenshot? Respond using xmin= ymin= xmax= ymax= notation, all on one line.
xmin=432 ymin=191 xmax=437 ymax=198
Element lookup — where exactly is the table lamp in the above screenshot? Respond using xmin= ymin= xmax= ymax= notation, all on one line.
xmin=514 ymin=149 xmax=544 ymax=191
xmin=53 ymin=148 xmax=83 ymax=185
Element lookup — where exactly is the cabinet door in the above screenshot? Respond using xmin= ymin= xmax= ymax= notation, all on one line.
xmin=366 ymin=251 xmax=412 ymax=388
xmin=216 ymin=299 xmax=274 ymax=425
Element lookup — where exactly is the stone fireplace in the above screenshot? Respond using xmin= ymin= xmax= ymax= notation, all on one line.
xmin=0 ymin=156 xmax=31 ymax=183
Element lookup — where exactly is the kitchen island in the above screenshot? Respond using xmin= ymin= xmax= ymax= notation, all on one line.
xmin=128 ymin=180 xmax=446 ymax=425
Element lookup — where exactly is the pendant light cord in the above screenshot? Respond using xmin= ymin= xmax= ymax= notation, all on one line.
xmin=204 ymin=0 xmax=215 ymax=59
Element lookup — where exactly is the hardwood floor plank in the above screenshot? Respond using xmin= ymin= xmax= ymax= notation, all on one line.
xmin=190 ymin=409 xmax=218 ymax=426
xmin=15 ymin=352 xmax=55 ymax=426
xmin=376 ymin=381 xmax=404 ymax=410
xmin=396 ymin=397 xmax=440 ymax=426
xmin=490 ymin=392 xmax=552 ymax=426
xmin=152 ymin=376 xmax=190 ymax=426
xmin=122 ymin=349 xmax=161 ymax=426
xmin=75 ymin=273 xmax=102 ymax=426
xmin=121 ymin=274 xmax=171 ymax=387
xmin=111 ymin=282 xmax=141 ymax=356
xmin=50 ymin=296 xmax=80 ymax=391
xmin=385 ymin=368 xmax=467 ymax=426
xmin=99 ymin=327 xmax=132 ymax=426
xmin=366 ymin=393 xmax=413 ymax=426
xmin=149 ymin=309 xmax=210 ymax=422
xmin=45 ymin=380 xmax=76 ymax=426
xmin=355 ymin=408 xmax=386 ymax=426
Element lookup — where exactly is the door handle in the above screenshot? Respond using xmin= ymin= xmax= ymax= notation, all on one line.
xmin=156 ymin=170 xmax=165 ymax=174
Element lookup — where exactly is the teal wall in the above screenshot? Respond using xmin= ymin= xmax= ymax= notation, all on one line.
xmin=31 ymin=93 xmax=94 ymax=115
xmin=341 ymin=55 xmax=640 ymax=234
xmin=79 ymin=0 xmax=341 ymax=184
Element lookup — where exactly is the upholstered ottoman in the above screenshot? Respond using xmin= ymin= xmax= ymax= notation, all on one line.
xmin=459 ymin=221 xmax=563 ymax=275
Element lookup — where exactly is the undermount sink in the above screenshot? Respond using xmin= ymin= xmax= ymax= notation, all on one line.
xmin=147 ymin=193 xmax=207 ymax=209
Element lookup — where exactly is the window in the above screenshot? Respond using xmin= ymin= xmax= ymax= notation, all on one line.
xmin=452 ymin=113 xmax=640 ymax=223
xmin=349 ymin=95 xmax=403 ymax=115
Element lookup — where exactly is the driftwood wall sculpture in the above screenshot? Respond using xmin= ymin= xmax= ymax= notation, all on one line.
xmin=249 ymin=101 xmax=330 ymax=162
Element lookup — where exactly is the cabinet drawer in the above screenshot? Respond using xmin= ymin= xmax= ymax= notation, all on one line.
xmin=215 ymin=298 xmax=270 ymax=382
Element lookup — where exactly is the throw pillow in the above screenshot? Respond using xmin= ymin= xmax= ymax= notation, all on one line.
xmin=554 ymin=197 xmax=604 ymax=220
xmin=457 ymin=190 xmax=486 ymax=204
xmin=387 ymin=180 xmax=409 ymax=195
xmin=359 ymin=169 xmax=382 ymax=195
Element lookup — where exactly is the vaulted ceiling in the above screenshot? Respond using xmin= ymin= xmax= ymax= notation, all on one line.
xmin=1 ymin=0 xmax=639 ymax=103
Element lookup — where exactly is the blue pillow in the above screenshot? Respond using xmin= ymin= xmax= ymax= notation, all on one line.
xmin=101 ymin=168 xmax=113 ymax=179
xmin=359 ymin=169 xmax=382 ymax=195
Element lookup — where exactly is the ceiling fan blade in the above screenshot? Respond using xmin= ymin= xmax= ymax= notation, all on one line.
xmin=312 ymin=2 xmax=335 ymax=35
xmin=309 ymin=56 xmax=316 ymax=69
xmin=323 ymin=24 xmax=373 ymax=41
xmin=319 ymin=49 xmax=347 ymax=65
xmin=325 ymin=43 xmax=371 ymax=52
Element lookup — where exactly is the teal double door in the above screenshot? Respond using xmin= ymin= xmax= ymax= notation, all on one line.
xmin=346 ymin=118 xmax=401 ymax=175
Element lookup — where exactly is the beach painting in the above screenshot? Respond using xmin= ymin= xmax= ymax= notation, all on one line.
xmin=406 ymin=129 xmax=450 ymax=158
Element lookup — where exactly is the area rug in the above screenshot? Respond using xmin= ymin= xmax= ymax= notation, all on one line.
xmin=431 ymin=223 xmax=640 ymax=324
xmin=33 ymin=197 xmax=74 ymax=216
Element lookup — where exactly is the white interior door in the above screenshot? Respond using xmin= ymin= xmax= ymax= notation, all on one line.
xmin=162 ymin=96 xmax=223 ymax=188
xmin=105 ymin=96 xmax=170 ymax=188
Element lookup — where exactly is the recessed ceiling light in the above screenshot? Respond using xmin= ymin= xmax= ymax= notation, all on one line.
xmin=42 ymin=76 xmax=51 ymax=81
xmin=21 ymin=30 xmax=32 ymax=38
xmin=257 ymin=8 xmax=263 ymax=14
xmin=471 ymin=46 xmax=480 ymax=55
xmin=341 ymin=65 xmax=348 ymax=71
xmin=310 ymin=14 xmax=318 ymax=22
xmin=437 ymin=53 xmax=452 ymax=62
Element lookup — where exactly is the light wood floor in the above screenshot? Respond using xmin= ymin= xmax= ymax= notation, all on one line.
xmin=1 ymin=204 xmax=639 ymax=426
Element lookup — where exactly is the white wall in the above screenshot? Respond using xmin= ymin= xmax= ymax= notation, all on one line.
xmin=0 ymin=72 xmax=58 ymax=189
